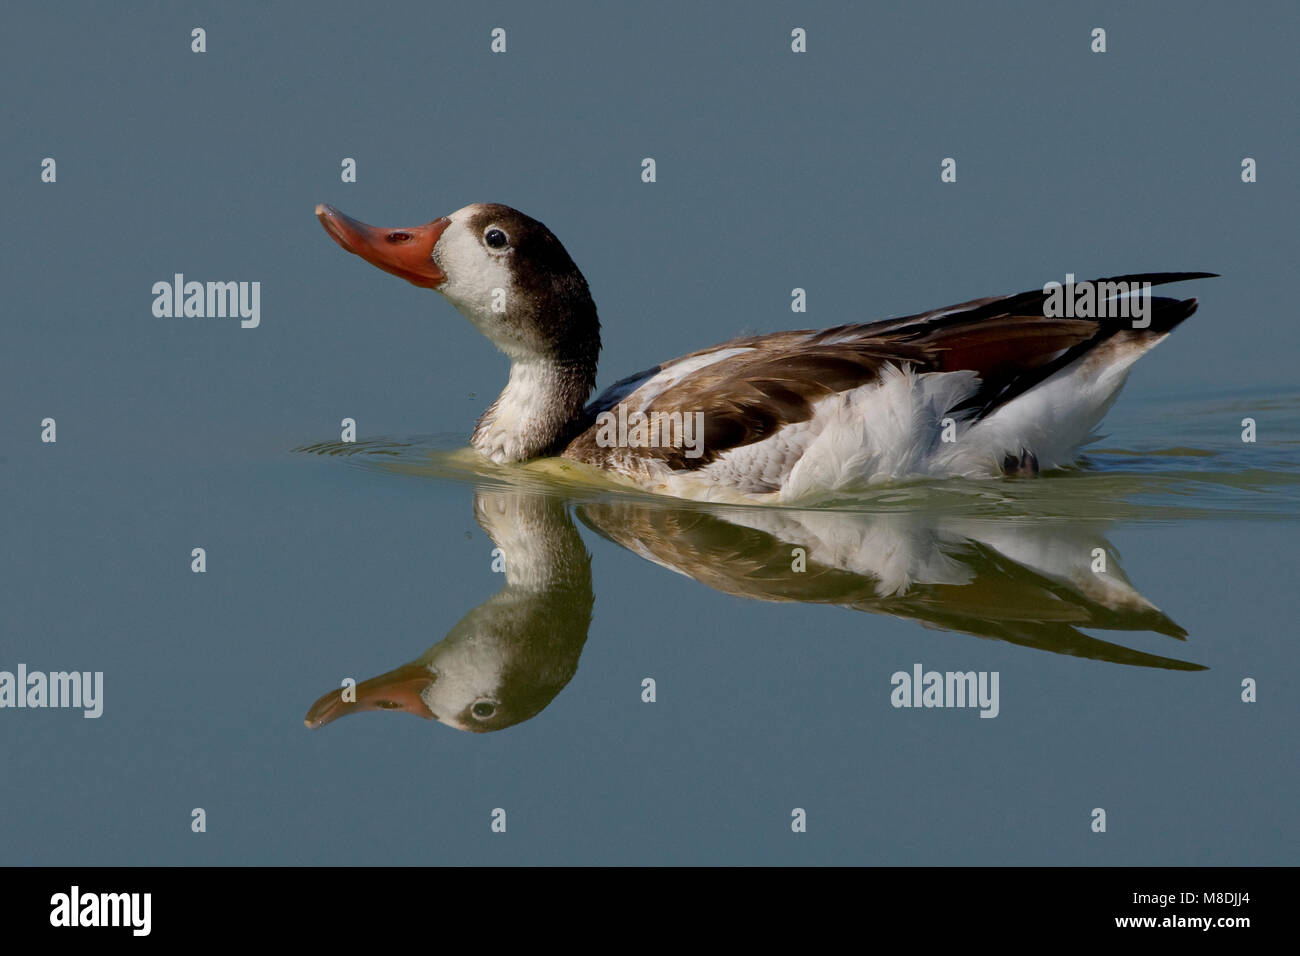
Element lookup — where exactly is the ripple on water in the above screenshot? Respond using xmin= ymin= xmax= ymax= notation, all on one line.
xmin=292 ymin=388 xmax=1300 ymax=521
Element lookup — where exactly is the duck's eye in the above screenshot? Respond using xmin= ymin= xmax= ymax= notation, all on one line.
xmin=484 ymin=228 xmax=508 ymax=249
xmin=386 ymin=231 xmax=413 ymax=243
xmin=471 ymin=700 xmax=497 ymax=719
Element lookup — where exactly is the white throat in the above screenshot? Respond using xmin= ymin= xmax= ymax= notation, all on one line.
xmin=471 ymin=359 xmax=577 ymax=463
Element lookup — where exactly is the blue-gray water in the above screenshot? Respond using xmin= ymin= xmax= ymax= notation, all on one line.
xmin=3 ymin=1 xmax=1298 ymax=865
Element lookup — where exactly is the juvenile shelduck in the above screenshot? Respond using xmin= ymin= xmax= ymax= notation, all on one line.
xmin=316 ymin=202 xmax=1212 ymax=503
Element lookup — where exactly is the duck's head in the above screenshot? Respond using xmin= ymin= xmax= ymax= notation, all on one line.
xmin=315 ymin=202 xmax=599 ymax=366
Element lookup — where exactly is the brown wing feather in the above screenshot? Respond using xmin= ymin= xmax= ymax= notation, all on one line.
xmin=563 ymin=273 xmax=1212 ymax=470
xmin=563 ymin=341 xmax=931 ymax=470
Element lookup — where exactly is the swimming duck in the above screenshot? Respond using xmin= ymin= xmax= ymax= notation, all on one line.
xmin=316 ymin=202 xmax=1212 ymax=503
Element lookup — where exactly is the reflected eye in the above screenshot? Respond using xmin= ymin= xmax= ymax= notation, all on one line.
xmin=374 ymin=700 xmax=402 ymax=709
xmin=471 ymin=701 xmax=497 ymax=719
xmin=484 ymin=228 xmax=508 ymax=249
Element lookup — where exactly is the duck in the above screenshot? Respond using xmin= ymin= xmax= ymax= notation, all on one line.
xmin=315 ymin=201 xmax=1214 ymax=503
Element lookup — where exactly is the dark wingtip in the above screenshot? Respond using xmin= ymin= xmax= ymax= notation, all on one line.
xmin=1092 ymin=271 xmax=1219 ymax=288
xmin=1094 ymin=274 xmax=1214 ymax=335
xmin=1146 ymin=295 xmax=1199 ymax=334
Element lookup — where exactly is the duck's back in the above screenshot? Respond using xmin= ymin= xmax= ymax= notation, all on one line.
xmin=561 ymin=273 xmax=1211 ymax=502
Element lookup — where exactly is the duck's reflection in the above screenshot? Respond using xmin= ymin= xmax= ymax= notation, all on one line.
xmin=305 ymin=492 xmax=593 ymax=733
xmin=577 ymin=501 xmax=1195 ymax=667
xmin=306 ymin=487 xmax=1200 ymax=733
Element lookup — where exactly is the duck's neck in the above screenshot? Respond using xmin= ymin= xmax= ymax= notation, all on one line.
xmin=472 ymin=356 xmax=596 ymax=463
